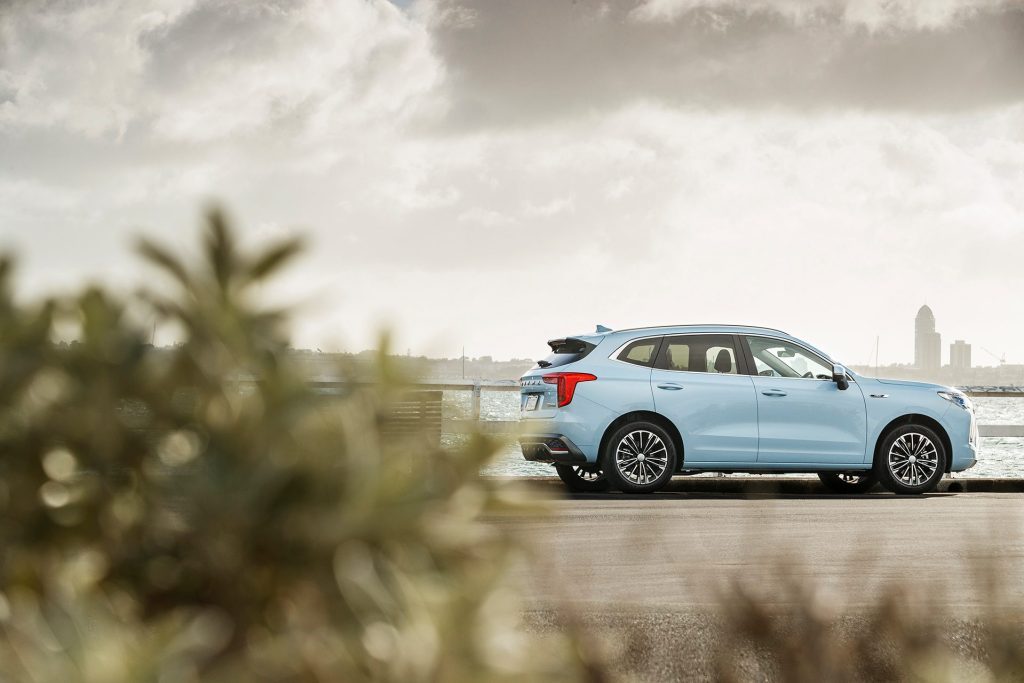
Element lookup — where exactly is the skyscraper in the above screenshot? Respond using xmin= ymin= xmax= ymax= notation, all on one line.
xmin=950 ymin=340 xmax=972 ymax=369
xmin=914 ymin=305 xmax=941 ymax=370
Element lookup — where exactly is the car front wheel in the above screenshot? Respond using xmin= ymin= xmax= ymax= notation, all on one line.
xmin=603 ymin=421 xmax=677 ymax=494
xmin=874 ymin=424 xmax=947 ymax=494
xmin=554 ymin=465 xmax=610 ymax=493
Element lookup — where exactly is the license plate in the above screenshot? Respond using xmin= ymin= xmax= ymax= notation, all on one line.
xmin=525 ymin=395 xmax=540 ymax=411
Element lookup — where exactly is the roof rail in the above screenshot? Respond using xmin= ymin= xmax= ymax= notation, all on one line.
xmin=612 ymin=323 xmax=791 ymax=335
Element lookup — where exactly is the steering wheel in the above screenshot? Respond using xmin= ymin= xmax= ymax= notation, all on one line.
xmin=802 ymin=371 xmax=813 ymax=378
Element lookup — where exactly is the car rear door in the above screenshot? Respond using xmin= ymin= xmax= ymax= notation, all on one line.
xmin=741 ymin=335 xmax=867 ymax=465
xmin=649 ymin=334 xmax=759 ymax=465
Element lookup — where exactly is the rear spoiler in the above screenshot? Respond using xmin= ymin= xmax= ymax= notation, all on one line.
xmin=545 ymin=325 xmax=612 ymax=352
xmin=546 ymin=337 xmax=595 ymax=354
xmin=537 ymin=331 xmax=606 ymax=367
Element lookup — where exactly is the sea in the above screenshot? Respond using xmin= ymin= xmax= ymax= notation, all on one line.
xmin=440 ymin=392 xmax=1024 ymax=479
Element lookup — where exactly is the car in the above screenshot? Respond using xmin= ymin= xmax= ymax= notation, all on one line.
xmin=518 ymin=324 xmax=978 ymax=495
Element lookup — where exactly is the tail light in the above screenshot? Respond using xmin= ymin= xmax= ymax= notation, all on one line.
xmin=542 ymin=372 xmax=597 ymax=407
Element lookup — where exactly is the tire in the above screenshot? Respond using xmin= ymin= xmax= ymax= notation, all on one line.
xmin=555 ymin=465 xmax=610 ymax=493
xmin=874 ymin=424 xmax=947 ymax=495
xmin=818 ymin=471 xmax=876 ymax=494
xmin=602 ymin=421 xmax=677 ymax=494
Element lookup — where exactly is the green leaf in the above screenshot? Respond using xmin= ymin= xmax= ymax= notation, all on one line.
xmin=137 ymin=239 xmax=189 ymax=286
xmin=245 ymin=239 xmax=304 ymax=283
xmin=204 ymin=207 xmax=236 ymax=292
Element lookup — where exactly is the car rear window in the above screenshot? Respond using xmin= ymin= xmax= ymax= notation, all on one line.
xmin=616 ymin=337 xmax=662 ymax=367
xmin=538 ymin=338 xmax=596 ymax=368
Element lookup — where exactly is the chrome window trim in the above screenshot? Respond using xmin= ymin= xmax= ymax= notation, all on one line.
xmin=609 ymin=332 xmax=743 ymax=376
xmin=607 ymin=330 xmax=855 ymax=383
xmin=743 ymin=334 xmax=855 ymax=383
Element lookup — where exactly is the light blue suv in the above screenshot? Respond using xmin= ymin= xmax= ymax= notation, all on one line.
xmin=519 ymin=325 xmax=978 ymax=495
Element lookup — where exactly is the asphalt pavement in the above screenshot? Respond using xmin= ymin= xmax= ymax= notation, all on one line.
xmin=497 ymin=480 xmax=1024 ymax=611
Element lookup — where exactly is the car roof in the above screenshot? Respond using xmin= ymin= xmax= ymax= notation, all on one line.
xmin=610 ymin=324 xmax=791 ymax=336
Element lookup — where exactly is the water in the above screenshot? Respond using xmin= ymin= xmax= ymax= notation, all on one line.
xmin=441 ymin=392 xmax=1024 ymax=478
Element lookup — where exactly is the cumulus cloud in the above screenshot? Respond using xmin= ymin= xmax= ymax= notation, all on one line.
xmin=630 ymin=0 xmax=1013 ymax=30
xmin=0 ymin=0 xmax=443 ymax=283
xmin=0 ymin=0 xmax=439 ymax=141
xmin=429 ymin=0 xmax=1024 ymax=127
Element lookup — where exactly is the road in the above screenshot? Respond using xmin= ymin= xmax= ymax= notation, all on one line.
xmin=497 ymin=483 xmax=1024 ymax=612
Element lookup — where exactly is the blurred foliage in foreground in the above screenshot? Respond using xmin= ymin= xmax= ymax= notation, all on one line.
xmin=713 ymin=562 xmax=1024 ymax=682
xmin=0 ymin=210 xmax=589 ymax=682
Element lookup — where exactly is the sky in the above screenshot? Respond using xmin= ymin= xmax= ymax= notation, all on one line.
xmin=1 ymin=0 xmax=1023 ymax=365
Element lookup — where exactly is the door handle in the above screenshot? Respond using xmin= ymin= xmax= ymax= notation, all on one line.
xmin=657 ymin=383 xmax=684 ymax=391
xmin=761 ymin=389 xmax=787 ymax=397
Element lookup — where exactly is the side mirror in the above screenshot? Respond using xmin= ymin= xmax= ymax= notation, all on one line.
xmin=832 ymin=364 xmax=849 ymax=391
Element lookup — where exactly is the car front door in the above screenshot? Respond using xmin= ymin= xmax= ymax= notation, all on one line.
xmin=649 ymin=334 xmax=759 ymax=464
xmin=741 ymin=335 xmax=867 ymax=465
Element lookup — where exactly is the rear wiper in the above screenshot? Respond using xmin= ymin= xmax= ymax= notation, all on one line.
xmin=537 ymin=360 xmax=552 ymax=368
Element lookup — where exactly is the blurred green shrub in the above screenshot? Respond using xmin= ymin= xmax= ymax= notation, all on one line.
xmin=713 ymin=563 xmax=1024 ymax=682
xmin=0 ymin=209 xmax=586 ymax=682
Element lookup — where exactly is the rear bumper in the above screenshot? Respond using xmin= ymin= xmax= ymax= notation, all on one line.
xmin=519 ymin=433 xmax=588 ymax=464
xmin=517 ymin=397 xmax=612 ymax=463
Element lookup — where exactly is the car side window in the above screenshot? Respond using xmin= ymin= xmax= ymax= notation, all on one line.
xmin=617 ymin=338 xmax=661 ymax=367
xmin=704 ymin=345 xmax=738 ymax=374
xmin=750 ymin=355 xmax=776 ymax=376
xmin=655 ymin=335 xmax=739 ymax=374
xmin=744 ymin=336 xmax=832 ymax=379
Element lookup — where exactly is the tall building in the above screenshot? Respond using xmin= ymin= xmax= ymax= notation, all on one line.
xmin=914 ymin=305 xmax=941 ymax=370
xmin=950 ymin=339 xmax=972 ymax=369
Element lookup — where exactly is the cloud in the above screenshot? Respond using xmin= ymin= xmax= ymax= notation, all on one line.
xmin=428 ymin=0 xmax=1024 ymax=128
xmin=523 ymin=197 xmax=574 ymax=218
xmin=457 ymin=207 xmax=514 ymax=226
xmin=0 ymin=0 xmax=1023 ymax=361
xmin=0 ymin=0 xmax=440 ymax=141
xmin=0 ymin=0 xmax=443 ymax=250
xmin=630 ymin=0 xmax=1012 ymax=31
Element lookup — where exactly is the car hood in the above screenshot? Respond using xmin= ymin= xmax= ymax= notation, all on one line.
xmin=875 ymin=378 xmax=950 ymax=392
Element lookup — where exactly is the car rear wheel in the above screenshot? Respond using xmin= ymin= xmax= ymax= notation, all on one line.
xmin=874 ymin=424 xmax=946 ymax=495
xmin=554 ymin=465 xmax=610 ymax=493
xmin=818 ymin=471 xmax=876 ymax=494
xmin=603 ymin=421 xmax=677 ymax=494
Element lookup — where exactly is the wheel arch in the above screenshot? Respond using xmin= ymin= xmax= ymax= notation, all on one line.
xmin=873 ymin=413 xmax=953 ymax=473
xmin=599 ymin=410 xmax=685 ymax=471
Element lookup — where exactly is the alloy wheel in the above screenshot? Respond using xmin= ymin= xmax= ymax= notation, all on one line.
xmin=887 ymin=432 xmax=939 ymax=487
xmin=615 ymin=430 xmax=669 ymax=485
xmin=573 ymin=466 xmax=605 ymax=482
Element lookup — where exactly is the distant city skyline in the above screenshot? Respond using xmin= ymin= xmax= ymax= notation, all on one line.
xmin=908 ymin=304 xmax=1013 ymax=371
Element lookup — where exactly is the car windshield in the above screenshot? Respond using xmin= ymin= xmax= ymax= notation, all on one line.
xmin=745 ymin=336 xmax=832 ymax=379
